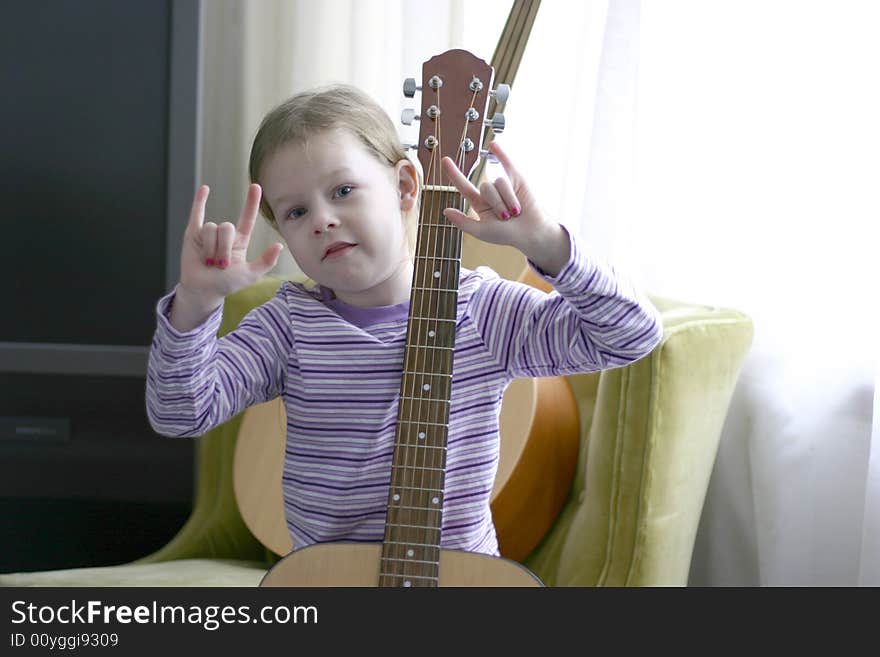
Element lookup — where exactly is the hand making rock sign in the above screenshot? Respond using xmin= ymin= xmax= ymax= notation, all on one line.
xmin=171 ymin=184 xmax=285 ymax=330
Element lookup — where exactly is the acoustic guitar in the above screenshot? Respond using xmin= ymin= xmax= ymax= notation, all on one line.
xmin=234 ymin=90 xmax=579 ymax=566
xmin=235 ymin=0 xmax=577 ymax=566
xmin=242 ymin=49 xmax=576 ymax=586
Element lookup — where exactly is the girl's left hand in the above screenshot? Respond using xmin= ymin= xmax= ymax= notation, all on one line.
xmin=441 ymin=141 xmax=552 ymax=253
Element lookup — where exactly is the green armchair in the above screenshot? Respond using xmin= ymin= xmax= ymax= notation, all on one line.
xmin=0 ymin=278 xmax=752 ymax=586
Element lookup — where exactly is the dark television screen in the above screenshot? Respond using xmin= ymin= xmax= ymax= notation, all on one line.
xmin=0 ymin=0 xmax=170 ymax=347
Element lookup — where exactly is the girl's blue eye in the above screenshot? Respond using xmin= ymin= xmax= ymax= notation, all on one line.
xmin=285 ymin=186 xmax=351 ymax=221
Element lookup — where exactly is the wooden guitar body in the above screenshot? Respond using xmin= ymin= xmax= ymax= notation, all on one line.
xmin=233 ymin=370 xmax=579 ymax=563
xmin=261 ymin=543 xmax=541 ymax=587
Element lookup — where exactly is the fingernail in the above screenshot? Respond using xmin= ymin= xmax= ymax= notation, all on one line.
xmin=205 ymin=258 xmax=215 ymax=266
xmin=511 ymin=207 xmax=519 ymax=216
xmin=500 ymin=212 xmax=509 ymax=220
xmin=218 ymin=259 xmax=227 ymax=269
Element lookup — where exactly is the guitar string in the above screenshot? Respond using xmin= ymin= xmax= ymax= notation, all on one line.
xmin=403 ymin=117 xmax=432 ymax=587
xmin=423 ymin=83 xmax=477 ymax=583
xmin=435 ymin=83 xmax=467 ymax=584
xmin=439 ymin=87 xmax=478 ymax=576
xmin=397 ymin=87 xmax=441 ymax=587
xmin=421 ymin=81 xmax=443 ymax=586
xmin=385 ymin=89 xmax=430 ymax=585
xmin=410 ymin=109 xmax=433 ymax=587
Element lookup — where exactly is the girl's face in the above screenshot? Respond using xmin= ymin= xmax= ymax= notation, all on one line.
xmin=261 ymin=128 xmax=418 ymax=307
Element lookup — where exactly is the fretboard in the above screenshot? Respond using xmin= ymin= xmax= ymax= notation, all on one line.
xmin=379 ymin=188 xmax=464 ymax=587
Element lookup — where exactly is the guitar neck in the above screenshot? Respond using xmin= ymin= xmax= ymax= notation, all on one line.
xmin=379 ymin=188 xmax=465 ymax=586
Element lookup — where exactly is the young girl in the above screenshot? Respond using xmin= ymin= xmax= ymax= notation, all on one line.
xmin=146 ymin=83 xmax=662 ymax=558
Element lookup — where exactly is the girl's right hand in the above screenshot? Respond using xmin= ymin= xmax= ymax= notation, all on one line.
xmin=178 ymin=184 xmax=285 ymax=307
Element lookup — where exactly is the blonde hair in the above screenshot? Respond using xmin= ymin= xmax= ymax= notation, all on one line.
xmin=248 ymin=83 xmax=421 ymax=251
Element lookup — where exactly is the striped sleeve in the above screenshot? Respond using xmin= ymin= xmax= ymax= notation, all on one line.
xmin=465 ymin=225 xmax=662 ymax=378
xmin=145 ymin=284 xmax=294 ymax=437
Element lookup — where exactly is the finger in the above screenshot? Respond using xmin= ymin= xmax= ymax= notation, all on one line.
xmin=236 ymin=184 xmax=262 ymax=240
xmin=187 ymin=185 xmax=209 ymax=234
xmin=200 ymin=222 xmax=218 ymax=266
xmin=249 ymin=242 xmax=285 ymax=277
xmin=443 ymin=207 xmax=479 ymax=224
xmin=487 ymin=141 xmax=521 ymax=185
xmin=214 ymin=222 xmax=235 ymax=269
xmin=443 ymin=208 xmax=482 ymax=237
xmin=478 ymin=180 xmax=509 ymax=220
xmin=441 ymin=156 xmax=481 ymax=206
xmin=491 ymin=176 xmax=521 ymax=218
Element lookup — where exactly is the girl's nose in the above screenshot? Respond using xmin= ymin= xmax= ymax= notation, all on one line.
xmin=310 ymin=207 xmax=339 ymax=234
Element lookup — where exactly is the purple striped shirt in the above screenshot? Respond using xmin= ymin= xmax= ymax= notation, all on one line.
xmin=146 ymin=228 xmax=662 ymax=556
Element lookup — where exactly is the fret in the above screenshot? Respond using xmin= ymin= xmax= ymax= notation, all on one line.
xmin=401 ymin=370 xmax=453 ymax=378
xmin=380 ymin=573 xmax=439 ymax=582
xmin=394 ymin=436 xmax=447 ymax=445
xmin=415 ymin=255 xmax=460 ymax=262
xmin=422 ymin=185 xmax=459 ymax=193
xmin=417 ymin=223 xmax=459 ymax=228
xmin=384 ymin=540 xmax=441 ymax=549
xmin=404 ymin=348 xmax=453 ymax=357
xmin=396 ymin=421 xmax=448 ymax=431
xmin=387 ymin=522 xmax=442 ymax=531
xmin=397 ymin=428 xmax=446 ymax=438
xmin=411 ymin=286 xmax=458 ymax=293
xmin=392 ymin=485 xmax=443 ymax=493
xmin=381 ymin=556 xmax=438 ymax=566
xmin=392 ymin=448 xmax=446 ymax=456
xmin=392 ymin=465 xmax=445 ymax=473
xmin=399 ymin=395 xmax=450 ymax=404
xmin=389 ymin=504 xmax=443 ymax=512
xmin=408 ymin=316 xmax=457 ymax=324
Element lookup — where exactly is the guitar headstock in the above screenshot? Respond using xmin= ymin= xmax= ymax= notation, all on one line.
xmin=402 ymin=49 xmax=510 ymax=187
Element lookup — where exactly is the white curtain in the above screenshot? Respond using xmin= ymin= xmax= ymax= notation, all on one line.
xmin=632 ymin=1 xmax=880 ymax=586
xmin=200 ymin=0 xmax=510 ymax=277
xmin=198 ymin=0 xmax=879 ymax=585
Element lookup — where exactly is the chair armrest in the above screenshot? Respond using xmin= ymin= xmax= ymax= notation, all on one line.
xmin=525 ymin=297 xmax=753 ymax=586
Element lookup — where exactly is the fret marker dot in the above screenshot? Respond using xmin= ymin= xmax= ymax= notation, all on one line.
xmin=392 ymin=493 xmax=400 ymax=501
xmin=404 ymin=580 xmax=412 ymax=587
xmin=432 ymin=497 xmax=440 ymax=505
xmin=418 ymin=432 xmax=426 ymax=439
xmin=423 ymin=383 xmax=430 ymax=391
xmin=407 ymin=549 xmax=414 ymax=557
xmin=434 ymin=271 xmax=440 ymax=278
xmin=428 ymin=330 xmax=435 ymax=337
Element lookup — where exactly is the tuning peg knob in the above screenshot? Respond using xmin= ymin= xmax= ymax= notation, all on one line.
xmin=403 ymin=143 xmax=418 ymax=151
xmin=479 ymin=148 xmax=500 ymax=164
xmin=484 ymin=113 xmax=505 ymax=134
xmin=491 ymin=84 xmax=511 ymax=104
xmin=400 ymin=108 xmax=420 ymax=126
xmin=403 ymin=78 xmax=421 ymax=98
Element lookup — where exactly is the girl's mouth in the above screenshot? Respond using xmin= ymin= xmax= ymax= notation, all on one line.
xmin=323 ymin=243 xmax=356 ymax=260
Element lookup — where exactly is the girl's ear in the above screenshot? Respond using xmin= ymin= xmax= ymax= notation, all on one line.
xmin=395 ymin=159 xmax=419 ymax=211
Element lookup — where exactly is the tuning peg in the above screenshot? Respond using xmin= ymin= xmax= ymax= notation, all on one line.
xmin=484 ymin=113 xmax=505 ymax=134
xmin=491 ymin=84 xmax=511 ymax=104
xmin=403 ymin=143 xmax=418 ymax=151
xmin=403 ymin=78 xmax=421 ymax=98
xmin=479 ymin=148 xmax=500 ymax=164
xmin=400 ymin=108 xmax=420 ymax=126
